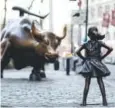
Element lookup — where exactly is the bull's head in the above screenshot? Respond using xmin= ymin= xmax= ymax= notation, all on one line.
xmin=31 ymin=22 xmax=67 ymax=62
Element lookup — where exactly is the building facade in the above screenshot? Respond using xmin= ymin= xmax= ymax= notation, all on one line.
xmin=71 ymin=0 xmax=115 ymax=63
xmin=83 ymin=0 xmax=115 ymax=62
xmin=0 ymin=0 xmax=114 ymax=62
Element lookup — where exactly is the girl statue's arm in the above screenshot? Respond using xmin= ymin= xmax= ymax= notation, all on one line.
xmin=76 ymin=45 xmax=85 ymax=60
xmin=101 ymin=43 xmax=113 ymax=60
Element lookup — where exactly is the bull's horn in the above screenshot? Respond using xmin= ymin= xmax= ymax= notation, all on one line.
xmin=12 ymin=6 xmax=49 ymax=19
xmin=32 ymin=22 xmax=40 ymax=35
xmin=31 ymin=22 xmax=43 ymax=40
xmin=58 ymin=25 xmax=67 ymax=40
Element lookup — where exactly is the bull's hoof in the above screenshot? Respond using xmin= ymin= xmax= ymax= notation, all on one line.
xmin=29 ymin=73 xmax=41 ymax=81
xmin=40 ymin=72 xmax=46 ymax=78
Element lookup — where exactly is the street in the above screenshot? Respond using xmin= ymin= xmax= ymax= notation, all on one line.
xmin=1 ymin=64 xmax=115 ymax=108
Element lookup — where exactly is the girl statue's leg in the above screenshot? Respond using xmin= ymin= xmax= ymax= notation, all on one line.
xmin=97 ymin=77 xmax=108 ymax=106
xmin=81 ymin=76 xmax=91 ymax=106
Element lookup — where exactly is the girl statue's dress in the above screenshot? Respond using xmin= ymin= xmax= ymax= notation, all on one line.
xmin=76 ymin=26 xmax=113 ymax=106
xmin=79 ymin=40 xmax=110 ymax=77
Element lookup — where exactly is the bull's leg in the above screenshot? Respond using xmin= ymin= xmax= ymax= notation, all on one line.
xmin=40 ymin=71 xmax=46 ymax=78
xmin=1 ymin=39 xmax=11 ymax=78
xmin=40 ymin=65 xmax=46 ymax=78
xmin=29 ymin=68 xmax=41 ymax=81
xmin=1 ymin=56 xmax=10 ymax=78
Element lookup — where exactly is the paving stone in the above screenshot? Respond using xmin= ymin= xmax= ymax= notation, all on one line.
xmin=1 ymin=64 xmax=115 ymax=107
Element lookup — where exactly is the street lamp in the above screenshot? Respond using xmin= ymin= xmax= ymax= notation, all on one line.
xmin=84 ymin=0 xmax=89 ymax=42
xmin=73 ymin=0 xmax=89 ymax=42
xmin=73 ymin=13 xmax=80 ymax=17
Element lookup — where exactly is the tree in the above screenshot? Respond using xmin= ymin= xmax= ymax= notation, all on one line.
xmin=28 ymin=0 xmax=35 ymax=11
xmin=1 ymin=0 xmax=7 ymax=29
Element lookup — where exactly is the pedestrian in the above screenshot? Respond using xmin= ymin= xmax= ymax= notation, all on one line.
xmin=76 ymin=26 xmax=113 ymax=106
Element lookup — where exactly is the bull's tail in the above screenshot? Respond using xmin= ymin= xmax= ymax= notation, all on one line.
xmin=63 ymin=25 xmax=67 ymax=39
xmin=59 ymin=25 xmax=67 ymax=40
xmin=12 ymin=6 xmax=49 ymax=19
xmin=1 ymin=39 xmax=11 ymax=61
xmin=1 ymin=29 xmax=6 ymax=41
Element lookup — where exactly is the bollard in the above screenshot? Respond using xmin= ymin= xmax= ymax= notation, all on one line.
xmin=66 ymin=58 xmax=70 ymax=75
xmin=54 ymin=60 xmax=59 ymax=70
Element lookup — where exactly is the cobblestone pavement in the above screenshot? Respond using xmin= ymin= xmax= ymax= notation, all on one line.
xmin=1 ymin=64 xmax=115 ymax=108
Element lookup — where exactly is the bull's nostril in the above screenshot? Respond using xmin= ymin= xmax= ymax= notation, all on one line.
xmin=55 ymin=54 xmax=58 ymax=57
xmin=45 ymin=53 xmax=58 ymax=60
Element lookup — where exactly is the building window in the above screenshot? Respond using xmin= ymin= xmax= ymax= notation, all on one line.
xmin=105 ymin=31 xmax=110 ymax=40
xmin=97 ymin=5 xmax=103 ymax=17
xmin=91 ymin=0 xmax=95 ymax=2
xmin=90 ymin=7 xmax=95 ymax=18
xmin=114 ymin=3 xmax=115 ymax=9
xmin=114 ymin=32 xmax=115 ymax=40
xmin=69 ymin=0 xmax=76 ymax=1
xmin=105 ymin=4 xmax=110 ymax=13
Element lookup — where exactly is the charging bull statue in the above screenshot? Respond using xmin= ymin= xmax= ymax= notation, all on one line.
xmin=0 ymin=17 xmax=67 ymax=81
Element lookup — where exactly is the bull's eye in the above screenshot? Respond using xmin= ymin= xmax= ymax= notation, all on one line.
xmin=55 ymin=39 xmax=59 ymax=47
xmin=55 ymin=39 xmax=58 ymax=44
xmin=55 ymin=39 xmax=59 ymax=45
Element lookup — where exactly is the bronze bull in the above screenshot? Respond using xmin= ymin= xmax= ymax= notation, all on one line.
xmin=1 ymin=17 xmax=67 ymax=81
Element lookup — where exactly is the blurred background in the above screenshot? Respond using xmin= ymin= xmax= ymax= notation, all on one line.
xmin=0 ymin=0 xmax=115 ymax=70
xmin=1 ymin=1 xmax=115 ymax=107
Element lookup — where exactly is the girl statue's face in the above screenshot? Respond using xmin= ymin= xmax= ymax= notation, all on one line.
xmin=89 ymin=29 xmax=98 ymax=40
xmin=88 ymin=27 xmax=105 ymax=40
xmin=92 ymin=29 xmax=98 ymax=36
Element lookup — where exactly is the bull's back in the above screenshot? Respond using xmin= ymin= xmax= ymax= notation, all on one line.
xmin=1 ymin=17 xmax=32 ymax=40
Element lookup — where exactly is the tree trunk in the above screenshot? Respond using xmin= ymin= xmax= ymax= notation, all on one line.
xmin=1 ymin=0 xmax=7 ymax=29
xmin=28 ymin=0 xmax=35 ymax=11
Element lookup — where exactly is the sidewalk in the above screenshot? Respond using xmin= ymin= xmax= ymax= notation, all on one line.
xmin=1 ymin=66 xmax=115 ymax=107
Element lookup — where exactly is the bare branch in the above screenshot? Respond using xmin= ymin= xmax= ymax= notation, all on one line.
xmin=2 ymin=0 xmax=7 ymax=29
xmin=41 ymin=0 xmax=44 ymax=3
xmin=28 ymin=0 xmax=35 ymax=10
